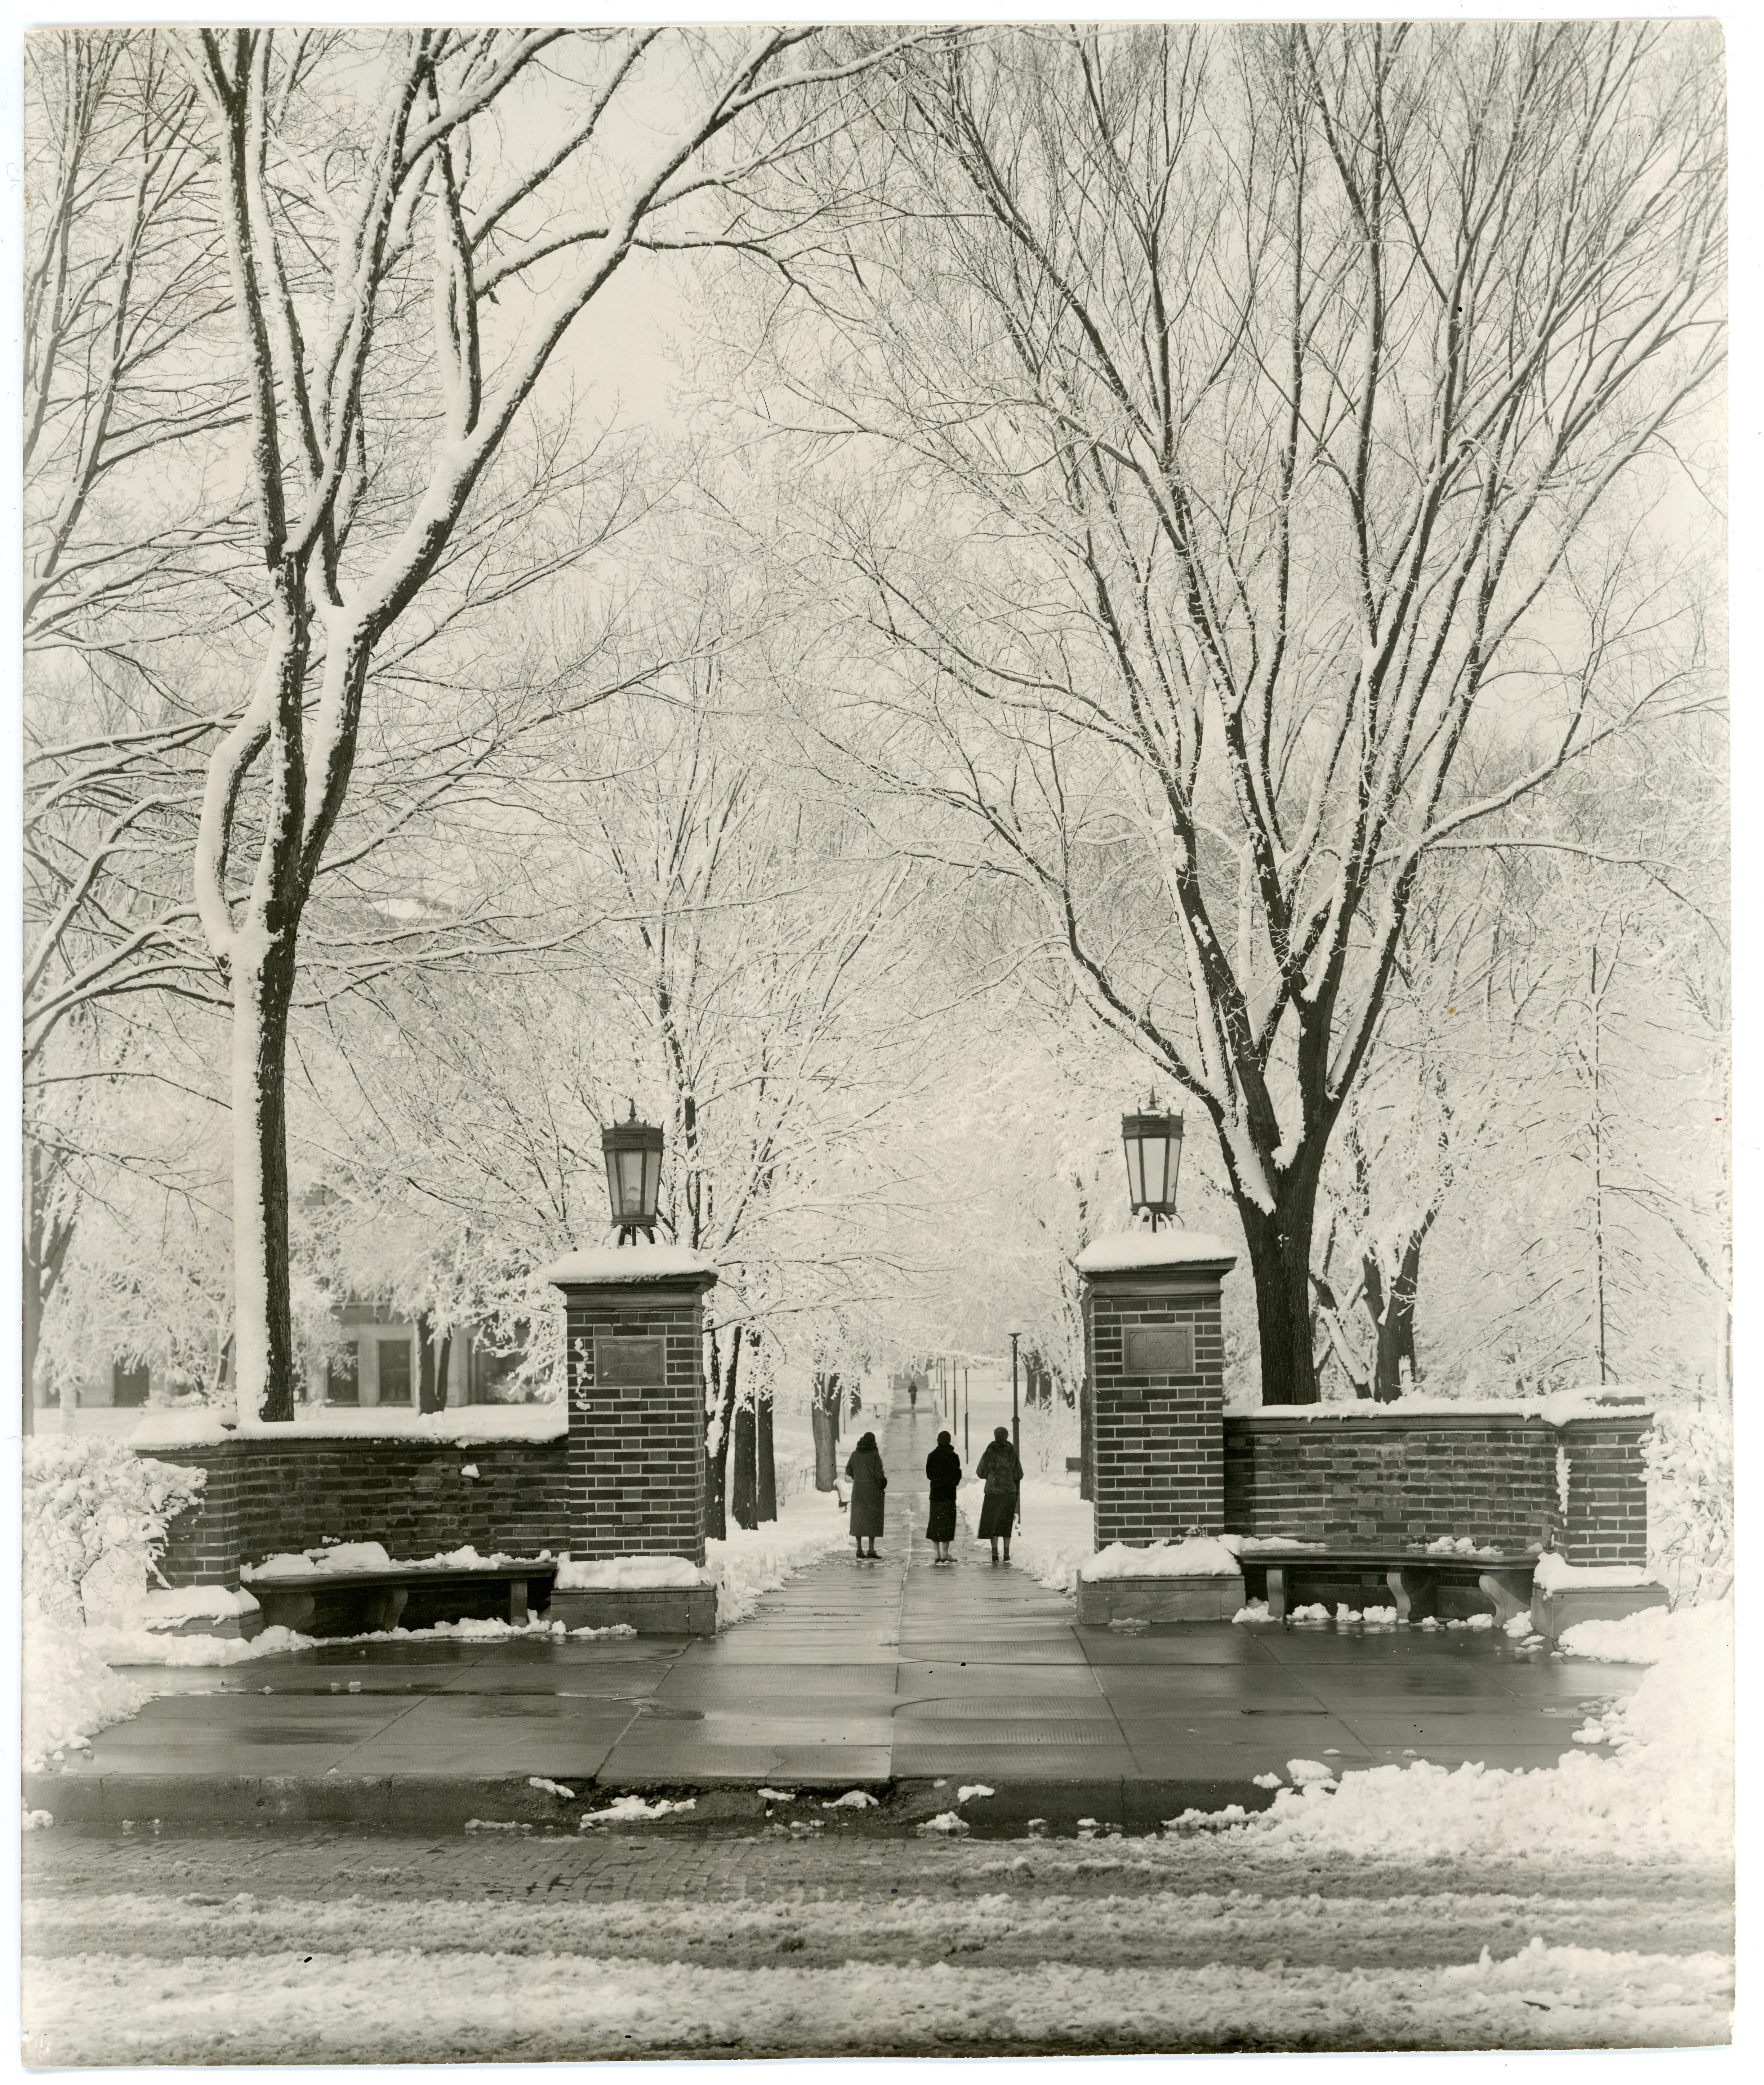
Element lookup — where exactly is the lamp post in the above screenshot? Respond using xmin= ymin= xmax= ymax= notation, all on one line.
xmin=1009 ymin=1331 xmax=1020 ymax=1457
xmin=601 ymin=1102 xmax=664 ymax=1243
xmin=963 ymin=1364 xmax=970 ymax=1462
xmin=1121 ymin=1094 xmax=1184 ymax=1231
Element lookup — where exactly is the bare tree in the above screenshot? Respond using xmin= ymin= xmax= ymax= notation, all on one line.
xmin=753 ymin=21 xmax=1724 ymax=1399
xmin=172 ymin=25 xmax=934 ymax=1419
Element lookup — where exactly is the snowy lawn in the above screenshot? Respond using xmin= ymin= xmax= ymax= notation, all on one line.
xmin=705 ymin=1487 xmax=851 ymax=1624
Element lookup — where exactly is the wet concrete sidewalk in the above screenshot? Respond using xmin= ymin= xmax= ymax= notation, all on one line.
xmin=32 ymin=1399 xmax=1647 ymax=1828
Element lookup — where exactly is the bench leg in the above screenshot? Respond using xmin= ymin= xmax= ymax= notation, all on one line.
xmin=1478 ymin=1571 xmax=1530 ymax=1626
xmin=1265 ymin=1566 xmax=1288 ymax=1621
xmin=507 ymin=1576 xmax=529 ymax=1625
xmin=1386 ymin=1568 xmax=1437 ymax=1623
xmin=257 ymin=1590 xmax=316 ymax=1635
xmin=363 ymin=1587 xmax=407 ymax=1634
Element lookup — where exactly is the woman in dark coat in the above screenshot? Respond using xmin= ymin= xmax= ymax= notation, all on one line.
xmin=924 ymin=1431 xmax=962 ymax=1564
xmin=845 ymin=1431 xmax=886 ymax=1559
xmin=975 ymin=1427 xmax=1022 ymax=1564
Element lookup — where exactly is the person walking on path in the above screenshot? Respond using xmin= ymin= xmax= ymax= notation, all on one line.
xmin=907 ymin=1374 xmax=919 ymax=1415
xmin=845 ymin=1431 xmax=887 ymax=1559
xmin=976 ymin=1427 xmax=1023 ymax=1564
xmin=924 ymin=1431 xmax=962 ymax=1564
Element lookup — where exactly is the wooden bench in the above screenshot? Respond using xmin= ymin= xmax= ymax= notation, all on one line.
xmin=248 ymin=1561 xmax=558 ymax=1639
xmin=1245 ymin=1547 xmax=1536 ymax=1625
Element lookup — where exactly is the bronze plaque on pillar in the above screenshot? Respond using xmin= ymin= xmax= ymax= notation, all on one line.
xmin=1123 ymin=1325 xmax=1194 ymax=1376
xmin=595 ymin=1334 xmax=665 ymax=1387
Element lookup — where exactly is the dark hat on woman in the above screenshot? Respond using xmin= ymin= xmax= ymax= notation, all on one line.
xmin=857 ymin=1431 xmax=878 ymax=1452
xmin=937 ymin=1430 xmax=952 ymax=1446
xmin=994 ymin=1426 xmax=1010 ymax=1442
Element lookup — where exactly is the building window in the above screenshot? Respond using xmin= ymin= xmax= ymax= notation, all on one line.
xmin=377 ymin=1337 xmax=413 ymax=1406
xmin=470 ymin=1323 xmax=529 ymax=1404
xmin=112 ymin=1361 xmax=150 ymax=1407
xmin=326 ymin=1340 xmax=360 ymax=1404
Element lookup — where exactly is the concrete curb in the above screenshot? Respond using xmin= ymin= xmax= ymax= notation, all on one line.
xmin=23 ymin=1770 xmax=1280 ymax=1837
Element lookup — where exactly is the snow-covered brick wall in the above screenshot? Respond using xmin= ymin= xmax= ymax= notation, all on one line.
xmin=146 ymin=1435 xmax=570 ymax=1590
xmin=1223 ymin=1408 xmax=1651 ymax=1566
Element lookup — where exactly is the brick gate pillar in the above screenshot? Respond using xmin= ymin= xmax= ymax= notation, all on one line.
xmin=542 ymin=1244 xmax=718 ymax=1566
xmin=1076 ymin=1231 xmax=1236 ymax=1550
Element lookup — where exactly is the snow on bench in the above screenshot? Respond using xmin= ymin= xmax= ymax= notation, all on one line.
xmin=1242 ymin=1542 xmax=1539 ymax=1624
xmin=242 ymin=1542 xmax=558 ymax=1635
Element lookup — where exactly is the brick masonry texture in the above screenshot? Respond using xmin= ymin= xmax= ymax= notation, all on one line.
xmin=1223 ymin=1410 xmax=1650 ymax=1565
xmin=149 ymin=1272 xmax=717 ymax=1586
xmin=1084 ymin=1271 xmax=1228 ymax=1547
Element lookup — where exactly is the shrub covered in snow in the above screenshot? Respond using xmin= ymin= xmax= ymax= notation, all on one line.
xmin=23 ymin=1435 xmax=205 ymax=1628
xmin=1644 ymin=1397 xmax=1732 ymax=1607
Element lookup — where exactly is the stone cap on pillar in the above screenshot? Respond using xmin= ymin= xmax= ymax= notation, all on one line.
xmin=540 ymin=1243 xmax=719 ymax=1296
xmin=1077 ymin=1230 xmax=1237 ymax=1287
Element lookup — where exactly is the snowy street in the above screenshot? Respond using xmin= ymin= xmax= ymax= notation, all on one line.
xmin=22 ymin=1824 xmax=1733 ymax=2060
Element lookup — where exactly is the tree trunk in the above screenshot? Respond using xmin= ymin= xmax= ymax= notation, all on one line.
xmin=22 ymin=1247 xmax=42 ymax=1438
xmin=1239 ymin=1177 xmax=1323 ymax=1405
xmin=731 ymin=1395 xmax=758 ymax=1531
xmin=417 ymin=1314 xmax=450 ymax=1413
xmin=756 ymin=1372 xmax=776 ymax=1523
xmin=704 ymin=1326 xmax=740 ymax=1543
xmin=811 ymin=1370 xmax=840 ymax=1490
xmin=1372 ymin=1234 xmax=1424 ymax=1403
xmin=231 ymin=937 xmax=301 ymax=1423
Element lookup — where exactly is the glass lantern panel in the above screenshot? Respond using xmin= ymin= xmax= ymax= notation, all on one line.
xmin=1140 ymin=1133 xmax=1169 ymax=1206
xmin=642 ymin=1143 xmax=662 ymax=1219
xmin=1124 ymin=1133 xmax=1147 ymax=1207
xmin=616 ymin=1146 xmax=646 ymax=1216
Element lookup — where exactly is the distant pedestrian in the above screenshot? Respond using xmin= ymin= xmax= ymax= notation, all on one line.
xmin=976 ymin=1427 xmax=1022 ymax=1564
xmin=925 ymin=1431 xmax=962 ymax=1563
xmin=846 ymin=1431 xmax=887 ymax=1559
xmin=908 ymin=1376 xmax=919 ymax=1413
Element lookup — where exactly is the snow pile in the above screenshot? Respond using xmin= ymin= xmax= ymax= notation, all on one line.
xmin=132 ymin=1584 xmax=260 ymax=1628
xmin=919 ymin=1810 xmax=970 ymax=1834
xmin=1080 ymin=1537 xmax=1242 ymax=1580
xmin=704 ymin=1491 xmax=859 ymax=1624
xmin=555 ymin=1555 xmax=704 ymax=1591
xmin=822 ymin=1790 xmax=877 ymax=1809
xmin=1233 ymin=1600 xmax=1276 ymax=1624
xmin=1534 ymin=1552 xmax=1658 ymax=1592
xmin=1644 ymin=1397 xmax=1732 ymax=1607
xmin=1218 ymin=1534 xmax=1326 ymax=1555
xmin=22 ymin=1609 xmax=149 ymax=1768
xmin=579 ymin=1795 xmax=695 ymax=1826
xmin=81 ymin=1623 xmax=317 ymax=1668
xmin=1175 ymin=1599 xmax=1732 ymax=1862
xmin=1559 ymin=1597 xmax=1713 ymax=1664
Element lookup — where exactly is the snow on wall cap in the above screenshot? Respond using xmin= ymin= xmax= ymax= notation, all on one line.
xmin=1223 ymin=1389 xmax=1654 ymax=1426
xmin=1075 ymin=1230 xmax=1237 ymax=1275
xmin=129 ymin=1402 xmax=567 ymax=1450
xmin=540 ymin=1242 xmax=718 ymax=1287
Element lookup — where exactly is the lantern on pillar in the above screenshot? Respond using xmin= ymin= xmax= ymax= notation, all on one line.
xmin=1121 ymin=1097 xmax=1184 ymax=1231
xmin=601 ymin=1103 xmax=664 ymax=1243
